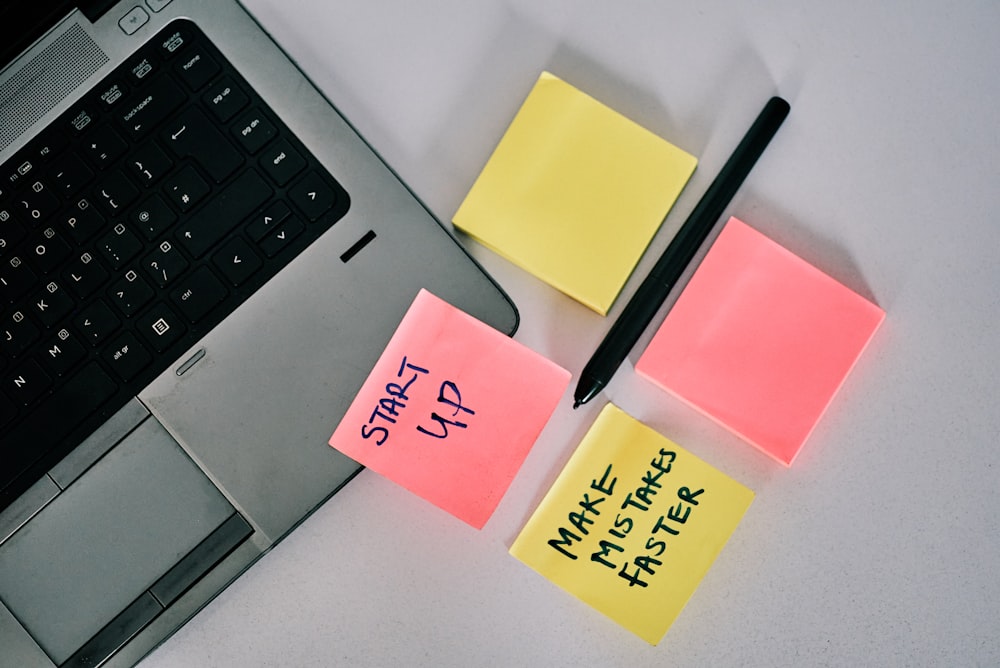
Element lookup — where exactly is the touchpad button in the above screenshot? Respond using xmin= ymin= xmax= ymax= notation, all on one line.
xmin=0 ymin=416 xmax=235 ymax=665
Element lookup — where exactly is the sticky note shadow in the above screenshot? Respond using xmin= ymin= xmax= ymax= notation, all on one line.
xmin=506 ymin=399 xmax=613 ymax=547
xmin=420 ymin=10 xmax=564 ymax=212
xmin=543 ymin=42 xmax=805 ymax=168
xmin=542 ymin=45 xmax=696 ymax=157
xmin=735 ymin=194 xmax=882 ymax=307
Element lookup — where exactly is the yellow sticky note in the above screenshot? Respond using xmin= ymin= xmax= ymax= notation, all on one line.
xmin=510 ymin=404 xmax=753 ymax=644
xmin=453 ymin=72 xmax=697 ymax=315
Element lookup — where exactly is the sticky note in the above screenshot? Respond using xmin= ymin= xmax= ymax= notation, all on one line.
xmin=510 ymin=404 xmax=753 ymax=644
xmin=636 ymin=217 xmax=885 ymax=466
xmin=328 ymin=289 xmax=570 ymax=529
xmin=453 ymin=71 xmax=697 ymax=315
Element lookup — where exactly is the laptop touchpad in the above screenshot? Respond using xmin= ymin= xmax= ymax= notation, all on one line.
xmin=0 ymin=416 xmax=235 ymax=665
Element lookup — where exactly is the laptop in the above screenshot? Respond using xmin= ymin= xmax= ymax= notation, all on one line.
xmin=0 ymin=1 xmax=517 ymax=666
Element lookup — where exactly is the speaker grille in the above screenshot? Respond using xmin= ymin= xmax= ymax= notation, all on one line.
xmin=1 ymin=23 xmax=108 ymax=153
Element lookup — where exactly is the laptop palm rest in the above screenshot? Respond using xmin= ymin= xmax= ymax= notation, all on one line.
xmin=0 ymin=416 xmax=246 ymax=666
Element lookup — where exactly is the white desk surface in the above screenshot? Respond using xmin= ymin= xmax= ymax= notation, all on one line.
xmin=144 ymin=1 xmax=1000 ymax=665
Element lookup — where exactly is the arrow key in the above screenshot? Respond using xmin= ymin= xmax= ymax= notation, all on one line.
xmin=258 ymin=217 xmax=304 ymax=258
xmin=247 ymin=200 xmax=290 ymax=242
xmin=288 ymin=171 xmax=336 ymax=221
xmin=213 ymin=236 xmax=262 ymax=286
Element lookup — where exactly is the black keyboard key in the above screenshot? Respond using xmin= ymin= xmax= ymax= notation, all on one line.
xmin=129 ymin=142 xmax=173 ymax=187
xmin=103 ymin=331 xmax=152 ymax=382
xmin=95 ymin=169 xmax=140 ymax=216
xmin=213 ymin=237 xmax=262 ymax=286
xmin=289 ymin=172 xmax=336 ymax=221
xmin=29 ymin=128 xmax=69 ymax=164
xmin=97 ymin=80 xmax=127 ymax=109
xmin=75 ymin=300 xmax=121 ymax=346
xmin=50 ymin=153 xmax=94 ymax=196
xmin=3 ymin=359 xmax=50 ymax=406
xmin=98 ymin=223 xmax=144 ymax=269
xmin=64 ymin=251 xmax=109 ymax=299
xmin=2 ymin=361 xmax=117 ymax=494
xmin=83 ymin=124 xmax=128 ymax=168
xmin=29 ymin=280 xmax=75 ymax=328
xmin=163 ymin=107 xmax=242 ymax=183
xmin=259 ymin=217 xmax=304 ymax=258
xmin=158 ymin=25 xmax=191 ymax=57
xmin=39 ymin=328 xmax=87 ymax=377
xmin=176 ymin=47 xmax=220 ymax=91
xmin=119 ymin=75 xmax=186 ymax=139
xmin=246 ymin=200 xmax=290 ymax=242
xmin=0 ymin=259 xmax=37 ymax=304
xmin=0 ymin=394 xmax=14 ymax=427
xmin=163 ymin=165 xmax=210 ymax=212
xmin=142 ymin=240 xmax=187 ymax=287
xmin=15 ymin=180 xmax=60 ymax=226
xmin=27 ymin=227 xmax=73 ymax=273
xmin=67 ymin=105 xmax=96 ymax=135
xmin=204 ymin=78 xmax=248 ymax=122
xmin=171 ymin=266 xmax=226 ymax=322
xmin=1 ymin=309 xmax=40 ymax=358
xmin=131 ymin=194 xmax=177 ymax=240
xmin=136 ymin=302 xmax=184 ymax=352
xmin=125 ymin=51 xmax=157 ymax=85
xmin=260 ymin=139 xmax=305 ymax=186
xmin=1 ymin=152 xmax=34 ymax=190
xmin=176 ymin=169 xmax=272 ymax=258
xmin=232 ymin=108 xmax=276 ymax=154
xmin=108 ymin=270 xmax=155 ymax=316
xmin=0 ymin=212 xmax=26 ymax=257
xmin=61 ymin=198 xmax=106 ymax=244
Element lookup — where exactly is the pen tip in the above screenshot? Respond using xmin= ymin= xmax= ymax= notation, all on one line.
xmin=572 ymin=399 xmax=582 ymax=409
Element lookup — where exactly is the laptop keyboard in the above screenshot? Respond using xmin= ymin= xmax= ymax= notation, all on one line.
xmin=0 ymin=19 xmax=350 ymax=509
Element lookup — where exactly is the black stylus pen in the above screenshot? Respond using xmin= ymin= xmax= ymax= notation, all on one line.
xmin=573 ymin=96 xmax=790 ymax=408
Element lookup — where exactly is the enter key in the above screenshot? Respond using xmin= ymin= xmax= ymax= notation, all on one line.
xmin=162 ymin=107 xmax=243 ymax=183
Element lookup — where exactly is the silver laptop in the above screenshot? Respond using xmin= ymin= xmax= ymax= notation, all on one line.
xmin=0 ymin=1 xmax=517 ymax=666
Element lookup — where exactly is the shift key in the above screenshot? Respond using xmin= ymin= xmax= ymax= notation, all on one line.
xmin=176 ymin=169 xmax=273 ymax=258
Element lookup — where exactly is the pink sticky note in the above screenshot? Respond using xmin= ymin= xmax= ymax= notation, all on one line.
xmin=329 ymin=289 xmax=570 ymax=528
xmin=636 ymin=217 xmax=884 ymax=466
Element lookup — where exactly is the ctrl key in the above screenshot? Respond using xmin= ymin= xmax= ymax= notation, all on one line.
xmin=170 ymin=266 xmax=227 ymax=323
